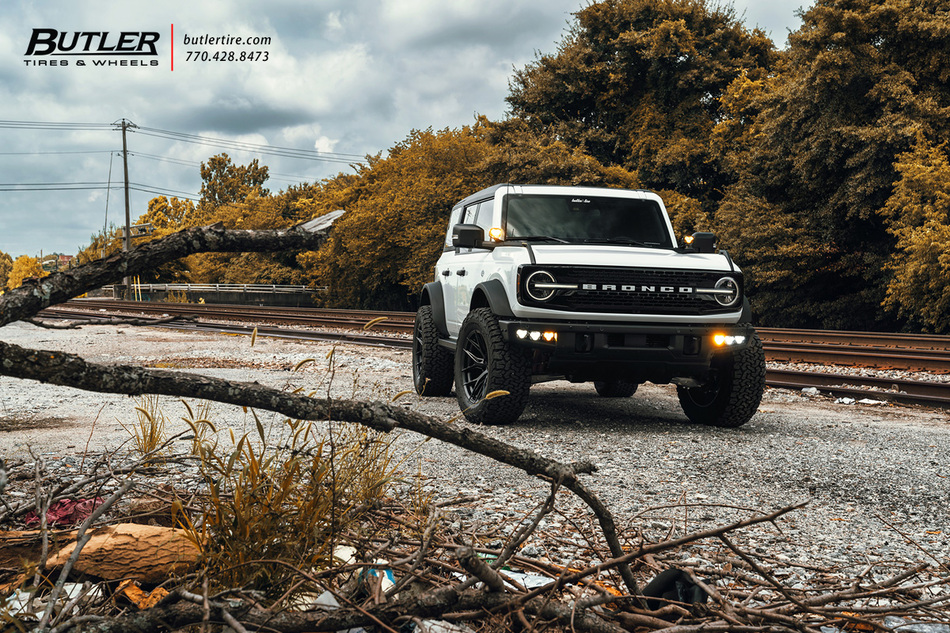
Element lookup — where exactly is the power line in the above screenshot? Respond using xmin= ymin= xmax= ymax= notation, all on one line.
xmin=128 ymin=183 xmax=200 ymax=200
xmin=0 ymin=150 xmax=116 ymax=156
xmin=130 ymin=151 xmax=324 ymax=184
xmin=0 ymin=184 xmax=112 ymax=191
xmin=0 ymin=120 xmax=114 ymax=130
xmin=133 ymin=125 xmax=364 ymax=164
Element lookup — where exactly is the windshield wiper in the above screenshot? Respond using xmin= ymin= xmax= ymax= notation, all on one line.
xmin=515 ymin=235 xmax=572 ymax=244
xmin=582 ymin=238 xmax=661 ymax=248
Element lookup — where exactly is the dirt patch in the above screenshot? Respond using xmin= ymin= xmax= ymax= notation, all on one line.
xmin=143 ymin=357 xmax=294 ymax=370
xmin=0 ymin=416 xmax=73 ymax=433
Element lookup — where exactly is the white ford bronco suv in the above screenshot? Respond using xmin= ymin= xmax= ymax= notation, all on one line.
xmin=412 ymin=184 xmax=765 ymax=427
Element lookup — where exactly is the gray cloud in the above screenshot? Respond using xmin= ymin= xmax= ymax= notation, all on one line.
xmin=0 ymin=0 xmax=808 ymax=258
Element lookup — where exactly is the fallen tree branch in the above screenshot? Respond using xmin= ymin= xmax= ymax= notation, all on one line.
xmin=0 ymin=223 xmax=333 ymax=328
xmin=26 ymin=314 xmax=197 ymax=329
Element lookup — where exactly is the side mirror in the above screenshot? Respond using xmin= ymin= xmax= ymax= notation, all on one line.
xmin=452 ymin=223 xmax=490 ymax=250
xmin=683 ymin=231 xmax=717 ymax=254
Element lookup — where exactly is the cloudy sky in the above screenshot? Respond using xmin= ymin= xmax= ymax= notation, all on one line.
xmin=0 ymin=0 xmax=809 ymax=259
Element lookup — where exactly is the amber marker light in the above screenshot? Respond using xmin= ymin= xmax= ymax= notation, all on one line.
xmin=542 ymin=331 xmax=557 ymax=342
xmin=713 ymin=333 xmax=727 ymax=346
xmin=488 ymin=227 xmax=505 ymax=241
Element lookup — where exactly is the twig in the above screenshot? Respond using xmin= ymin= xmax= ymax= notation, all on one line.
xmin=492 ymin=479 xmax=560 ymax=572
xmin=457 ymin=546 xmax=507 ymax=592
xmin=876 ymin=513 xmax=950 ymax=572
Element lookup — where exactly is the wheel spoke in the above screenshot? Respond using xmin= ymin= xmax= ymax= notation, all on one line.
xmin=463 ymin=368 xmax=488 ymax=394
xmin=462 ymin=331 xmax=489 ymax=399
xmin=463 ymin=343 xmax=484 ymax=364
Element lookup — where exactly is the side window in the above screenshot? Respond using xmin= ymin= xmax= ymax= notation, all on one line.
xmin=444 ymin=207 xmax=463 ymax=248
xmin=471 ymin=200 xmax=494 ymax=232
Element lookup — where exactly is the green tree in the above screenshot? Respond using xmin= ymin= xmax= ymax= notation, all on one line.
xmin=507 ymin=0 xmax=776 ymax=206
xmin=880 ymin=135 xmax=950 ymax=332
xmin=0 ymin=251 xmax=12 ymax=291
xmin=718 ymin=0 xmax=950 ymax=329
xmin=7 ymin=255 xmax=47 ymax=290
xmin=196 ymin=153 xmax=270 ymax=216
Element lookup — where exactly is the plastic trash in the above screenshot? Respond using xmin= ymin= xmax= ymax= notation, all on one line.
xmin=24 ymin=497 xmax=103 ymax=528
xmin=498 ymin=569 xmax=552 ymax=590
xmin=802 ymin=387 xmax=820 ymax=396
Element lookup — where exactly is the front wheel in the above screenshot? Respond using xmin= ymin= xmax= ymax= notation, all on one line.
xmin=677 ymin=332 xmax=766 ymax=428
xmin=455 ymin=308 xmax=531 ymax=424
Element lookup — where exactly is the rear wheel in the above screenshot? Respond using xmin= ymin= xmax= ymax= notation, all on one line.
xmin=677 ymin=332 xmax=766 ymax=428
xmin=455 ymin=308 xmax=531 ymax=424
xmin=593 ymin=380 xmax=638 ymax=397
xmin=412 ymin=305 xmax=454 ymax=396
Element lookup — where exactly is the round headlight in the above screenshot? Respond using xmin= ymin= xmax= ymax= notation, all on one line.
xmin=714 ymin=277 xmax=740 ymax=307
xmin=525 ymin=270 xmax=557 ymax=302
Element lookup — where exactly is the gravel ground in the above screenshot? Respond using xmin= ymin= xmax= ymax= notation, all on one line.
xmin=2 ymin=320 xmax=949 ymax=575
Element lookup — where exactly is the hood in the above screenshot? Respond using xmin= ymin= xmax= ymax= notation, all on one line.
xmin=523 ymin=244 xmax=739 ymax=272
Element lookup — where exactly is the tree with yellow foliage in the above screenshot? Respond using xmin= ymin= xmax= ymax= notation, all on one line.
xmin=880 ymin=136 xmax=950 ymax=333
xmin=0 ymin=250 xmax=12 ymax=291
xmin=7 ymin=255 xmax=47 ymax=290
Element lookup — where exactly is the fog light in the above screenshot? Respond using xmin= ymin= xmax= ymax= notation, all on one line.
xmin=529 ymin=331 xmax=541 ymax=341
xmin=516 ymin=329 xmax=528 ymax=339
xmin=542 ymin=331 xmax=557 ymax=342
xmin=735 ymin=335 xmax=746 ymax=345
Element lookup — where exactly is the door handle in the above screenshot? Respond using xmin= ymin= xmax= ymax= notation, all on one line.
xmin=456 ymin=269 xmax=467 ymax=276
xmin=441 ymin=270 xmax=451 ymax=277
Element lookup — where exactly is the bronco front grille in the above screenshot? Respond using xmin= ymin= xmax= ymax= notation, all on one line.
xmin=517 ymin=265 xmax=742 ymax=315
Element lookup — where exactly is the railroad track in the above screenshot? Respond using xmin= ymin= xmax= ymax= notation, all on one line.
xmin=40 ymin=299 xmax=950 ymax=408
xmin=53 ymin=298 xmax=416 ymax=332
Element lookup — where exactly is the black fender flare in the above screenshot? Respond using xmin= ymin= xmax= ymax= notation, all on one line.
xmin=420 ymin=282 xmax=449 ymax=338
xmin=472 ymin=279 xmax=514 ymax=318
xmin=740 ymin=297 xmax=752 ymax=323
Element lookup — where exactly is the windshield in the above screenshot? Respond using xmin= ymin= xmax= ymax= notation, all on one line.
xmin=503 ymin=194 xmax=673 ymax=248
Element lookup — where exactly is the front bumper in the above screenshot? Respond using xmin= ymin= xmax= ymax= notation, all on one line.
xmin=498 ymin=319 xmax=756 ymax=383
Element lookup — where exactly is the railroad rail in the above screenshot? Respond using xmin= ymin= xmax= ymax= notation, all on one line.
xmin=55 ymin=298 xmax=415 ymax=332
xmin=38 ymin=299 xmax=950 ymax=408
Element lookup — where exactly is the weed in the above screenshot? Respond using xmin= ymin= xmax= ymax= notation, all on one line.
xmin=183 ymin=417 xmax=399 ymax=597
xmin=120 ymin=395 xmax=168 ymax=459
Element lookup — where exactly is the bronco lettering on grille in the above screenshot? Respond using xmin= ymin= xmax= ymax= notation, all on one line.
xmin=580 ymin=284 xmax=694 ymax=294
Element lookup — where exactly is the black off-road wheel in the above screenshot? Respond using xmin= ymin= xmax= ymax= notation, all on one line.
xmin=593 ymin=380 xmax=638 ymax=397
xmin=677 ymin=332 xmax=766 ymax=428
xmin=455 ymin=308 xmax=531 ymax=424
xmin=412 ymin=305 xmax=454 ymax=396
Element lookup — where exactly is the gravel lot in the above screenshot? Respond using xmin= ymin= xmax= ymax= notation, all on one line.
xmin=2 ymin=320 xmax=949 ymax=573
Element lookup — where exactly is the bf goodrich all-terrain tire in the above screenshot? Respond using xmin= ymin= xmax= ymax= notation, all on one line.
xmin=412 ymin=305 xmax=454 ymax=396
xmin=677 ymin=332 xmax=766 ymax=428
xmin=455 ymin=308 xmax=531 ymax=424
xmin=593 ymin=380 xmax=639 ymax=397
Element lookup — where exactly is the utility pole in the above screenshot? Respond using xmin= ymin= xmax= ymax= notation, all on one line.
xmin=119 ymin=118 xmax=132 ymax=298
